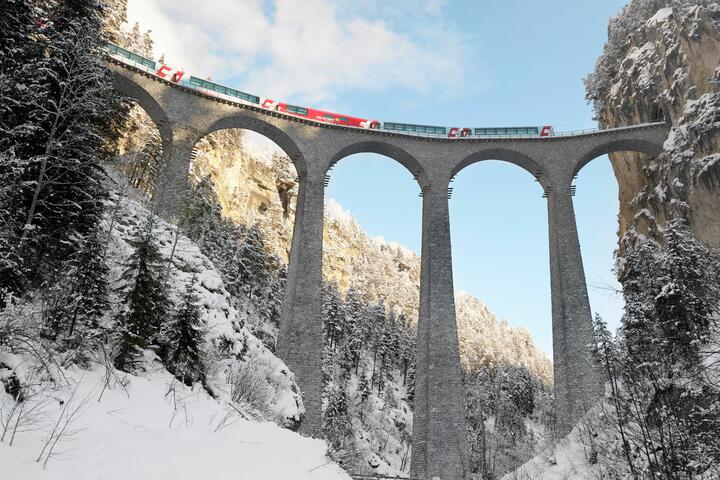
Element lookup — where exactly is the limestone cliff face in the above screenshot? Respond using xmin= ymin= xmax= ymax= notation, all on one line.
xmin=587 ymin=1 xmax=720 ymax=253
xmin=190 ymin=130 xmax=551 ymax=381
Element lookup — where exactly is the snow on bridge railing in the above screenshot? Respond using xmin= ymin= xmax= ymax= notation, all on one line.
xmin=550 ymin=122 xmax=667 ymax=138
xmin=348 ymin=474 xmax=421 ymax=480
xmin=104 ymin=48 xmax=667 ymax=141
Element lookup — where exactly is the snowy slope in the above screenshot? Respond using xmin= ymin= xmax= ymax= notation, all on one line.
xmin=0 ymin=367 xmax=350 ymax=480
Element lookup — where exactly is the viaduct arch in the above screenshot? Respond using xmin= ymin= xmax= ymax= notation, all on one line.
xmin=108 ymin=58 xmax=669 ymax=480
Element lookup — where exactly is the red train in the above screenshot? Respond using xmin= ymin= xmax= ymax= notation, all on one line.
xmin=261 ymin=99 xmax=380 ymax=129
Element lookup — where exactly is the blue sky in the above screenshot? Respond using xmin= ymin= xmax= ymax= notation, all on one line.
xmin=128 ymin=0 xmax=630 ymax=355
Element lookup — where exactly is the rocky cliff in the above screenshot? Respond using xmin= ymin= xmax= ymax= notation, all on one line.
xmin=586 ymin=0 xmax=720 ymax=254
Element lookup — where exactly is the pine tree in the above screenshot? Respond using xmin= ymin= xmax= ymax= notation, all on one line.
xmin=162 ymin=277 xmax=205 ymax=386
xmin=0 ymin=0 xmax=126 ymax=296
xmin=323 ymin=375 xmax=357 ymax=467
xmin=102 ymin=0 xmax=128 ymax=44
xmin=358 ymin=369 xmax=371 ymax=405
xmin=235 ymin=223 xmax=271 ymax=301
xmin=182 ymin=175 xmax=222 ymax=243
xmin=44 ymin=227 xmax=111 ymax=356
xmin=592 ymin=314 xmax=635 ymax=474
xmin=0 ymin=1 xmax=44 ymax=299
xmin=322 ymin=281 xmax=346 ymax=351
xmin=114 ymin=218 xmax=171 ymax=371
xmin=608 ymin=219 xmax=720 ymax=477
xmin=343 ymin=288 xmax=365 ymax=373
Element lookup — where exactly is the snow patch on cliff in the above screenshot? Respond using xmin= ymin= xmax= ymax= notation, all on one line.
xmin=647 ymin=7 xmax=674 ymax=26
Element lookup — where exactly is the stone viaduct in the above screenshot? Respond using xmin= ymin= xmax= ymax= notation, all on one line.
xmin=107 ymin=57 xmax=669 ymax=480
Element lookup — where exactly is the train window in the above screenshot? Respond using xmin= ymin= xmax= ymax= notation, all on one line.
xmin=324 ymin=113 xmax=335 ymax=119
xmin=339 ymin=117 xmax=349 ymax=123
xmin=287 ymin=105 xmax=308 ymax=115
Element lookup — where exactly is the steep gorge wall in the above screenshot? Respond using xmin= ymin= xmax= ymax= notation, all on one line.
xmin=587 ymin=1 xmax=720 ymax=253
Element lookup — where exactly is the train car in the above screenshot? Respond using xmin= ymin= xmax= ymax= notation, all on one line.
xmin=474 ymin=126 xmax=554 ymax=137
xmin=382 ymin=121 xmax=447 ymax=136
xmin=104 ymin=43 xmax=156 ymax=71
xmin=261 ymin=99 xmax=380 ymax=129
xmin=449 ymin=127 xmax=471 ymax=138
xmin=184 ymin=76 xmax=261 ymax=104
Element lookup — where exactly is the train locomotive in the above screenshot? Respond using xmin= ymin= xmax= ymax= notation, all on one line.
xmin=105 ymin=42 xmax=554 ymax=139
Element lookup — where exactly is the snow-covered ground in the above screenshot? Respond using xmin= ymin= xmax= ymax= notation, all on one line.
xmin=0 ymin=366 xmax=350 ymax=480
xmin=501 ymin=429 xmax=590 ymax=480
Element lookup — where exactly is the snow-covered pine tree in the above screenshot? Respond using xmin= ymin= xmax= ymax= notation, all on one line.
xmin=343 ymin=288 xmax=365 ymax=373
xmin=0 ymin=0 xmax=126 ymax=296
xmin=235 ymin=223 xmax=271 ymax=302
xmin=47 ymin=226 xmax=110 ymax=358
xmin=161 ymin=277 xmax=205 ymax=386
xmin=113 ymin=217 xmax=171 ymax=371
xmin=102 ymin=0 xmax=128 ymax=45
xmin=607 ymin=218 xmax=720 ymax=477
xmin=182 ymin=175 xmax=223 ymax=244
xmin=366 ymin=301 xmax=386 ymax=389
xmin=591 ymin=314 xmax=635 ymax=473
xmin=125 ymin=22 xmax=154 ymax=57
xmin=322 ymin=281 xmax=346 ymax=352
xmin=323 ymin=374 xmax=358 ymax=468
xmin=397 ymin=313 xmax=415 ymax=386
xmin=0 ymin=2 xmax=49 ymax=299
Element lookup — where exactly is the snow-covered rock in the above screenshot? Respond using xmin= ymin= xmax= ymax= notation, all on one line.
xmin=587 ymin=0 xmax=720 ymax=253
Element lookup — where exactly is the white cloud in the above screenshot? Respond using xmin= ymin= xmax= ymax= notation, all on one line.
xmin=126 ymin=0 xmax=470 ymax=104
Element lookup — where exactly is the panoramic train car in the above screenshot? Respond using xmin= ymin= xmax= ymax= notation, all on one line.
xmin=185 ymin=76 xmax=261 ymax=105
xmin=474 ymin=126 xmax=554 ymax=137
xmin=103 ymin=42 xmax=555 ymax=139
xmin=383 ymin=121 xmax=447 ymax=136
xmin=261 ymin=99 xmax=380 ymax=129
